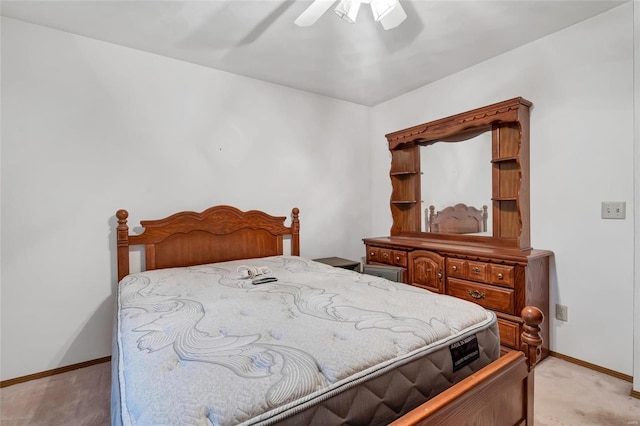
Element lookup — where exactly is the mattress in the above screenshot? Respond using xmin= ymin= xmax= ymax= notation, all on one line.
xmin=112 ymin=256 xmax=499 ymax=426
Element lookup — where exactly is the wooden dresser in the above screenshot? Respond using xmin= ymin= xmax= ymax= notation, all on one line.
xmin=365 ymin=98 xmax=552 ymax=358
xmin=363 ymin=236 xmax=552 ymax=357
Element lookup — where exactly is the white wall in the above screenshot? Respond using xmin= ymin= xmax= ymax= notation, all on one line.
xmin=633 ymin=0 xmax=639 ymax=394
xmin=371 ymin=4 xmax=635 ymax=375
xmin=0 ymin=18 xmax=371 ymax=380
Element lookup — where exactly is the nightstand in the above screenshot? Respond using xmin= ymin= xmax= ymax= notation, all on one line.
xmin=313 ymin=257 xmax=360 ymax=272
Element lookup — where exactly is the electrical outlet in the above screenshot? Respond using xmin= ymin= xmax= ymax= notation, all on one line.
xmin=601 ymin=201 xmax=626 ymax=219
xmin=556 ymin=304 xmax=568 ymax=322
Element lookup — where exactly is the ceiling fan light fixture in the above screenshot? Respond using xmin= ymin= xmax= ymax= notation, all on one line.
xmin=334 ymin=0 xmax=361 ymax=24
xmin=370 ymin=0 xmax=397 ymax=22
xmin=295 ymin=0 xmax=406 ymax=29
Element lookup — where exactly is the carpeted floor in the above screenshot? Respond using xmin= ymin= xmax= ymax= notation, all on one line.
xmin=534 ymin=356 xmax=640 ymax=426
xmin=1 ymin=362 xmax=110 ymax=426
xmin=1 ymin=356 xmax=639 ymax=425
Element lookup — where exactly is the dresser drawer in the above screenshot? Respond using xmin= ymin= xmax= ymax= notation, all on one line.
xmin=489 ymin=264 xmax=515 ymax=288
xmin=466 ymin=261 xmax=489 ymax=283
xmin=447 ymin=278 xmax=515 ymax=315
xmin=446 ymin=258 xmax=466 ymax=279
xmin=497 ymin=318 xmax=520 ymax=349
xmin=366 ymin=247 xmax=379 ymax=263
xmin=378 ymin=248 xmax=393 ymax=264
xmin=392 ymin=250 xmax=407 ymax=267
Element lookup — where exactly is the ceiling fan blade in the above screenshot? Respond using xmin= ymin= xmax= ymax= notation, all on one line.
xmin=380 ymin=1 xmax=407 ymax=30
xmin=294 ymin=0 xmax=337 ymax=27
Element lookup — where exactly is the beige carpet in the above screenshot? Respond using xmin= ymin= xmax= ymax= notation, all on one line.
xmin=1 ymin=356 xmax=639 ymax=425
xmin=534 ymin=356 xmax=640 ymax=426
xmin=1 ymin=362 xmax=110 ymax=426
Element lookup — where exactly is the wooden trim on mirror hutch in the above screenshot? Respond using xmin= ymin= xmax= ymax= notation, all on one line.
xmin=365 ymin=97 xmax=553 ymax=358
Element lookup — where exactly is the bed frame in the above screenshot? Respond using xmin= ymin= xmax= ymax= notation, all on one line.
xmin=115 ymin=205 xmax=543 ymax=425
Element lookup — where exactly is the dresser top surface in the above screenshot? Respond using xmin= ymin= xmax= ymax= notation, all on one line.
xmin=363 ymin=236 xmax=553 ymax=262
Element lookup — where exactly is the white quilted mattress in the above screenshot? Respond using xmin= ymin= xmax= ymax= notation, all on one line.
xmin=112 ymin=256 xmax=499 ymax=426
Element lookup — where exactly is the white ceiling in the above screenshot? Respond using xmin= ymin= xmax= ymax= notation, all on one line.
xmin=0 ymin=0 xmax=626 ymax=106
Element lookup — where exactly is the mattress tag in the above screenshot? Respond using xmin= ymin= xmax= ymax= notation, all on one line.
xmin=449 ymin=334 xmax=480 ymax=372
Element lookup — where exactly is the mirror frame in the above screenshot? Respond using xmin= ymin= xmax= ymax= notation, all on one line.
xmin=385 ymin=97 xmax=532 ymax=250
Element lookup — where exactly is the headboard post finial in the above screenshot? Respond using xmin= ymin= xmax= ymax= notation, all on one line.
xmin=116 ymin=209 xmax=128 ymax=224
xmin=428 ymin=205 xmax=437 ymax=232
xmin=116 ymin=209 xmax=130 ymax=282
xmin=482 ymin=205 xmax=489 ymax=232
xmin=291 ymin=208 xmax=300 ymax=256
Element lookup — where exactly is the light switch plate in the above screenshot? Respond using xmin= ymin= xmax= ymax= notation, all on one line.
xmin=601 ymin=201 xmax=626 ymax=219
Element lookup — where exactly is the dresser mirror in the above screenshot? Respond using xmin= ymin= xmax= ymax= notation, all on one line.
xmin=420 ymin=130 xmax=493 ymax=235
xmin=386 ymin=97 xmax=531 ymax=249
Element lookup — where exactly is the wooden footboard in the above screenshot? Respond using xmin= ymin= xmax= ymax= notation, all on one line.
xmin=392 ymin=306 xmax=543 ymax=426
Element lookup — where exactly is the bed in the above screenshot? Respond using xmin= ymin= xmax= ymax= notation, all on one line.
xmin=113 ymin=205 xmax=543 ymax=426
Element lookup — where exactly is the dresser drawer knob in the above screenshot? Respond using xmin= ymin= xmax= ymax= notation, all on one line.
xmin=452 ymin=266 xmax=458 ymax=272
xmin=472 ymin=266 xmax=481 ymax=273
xmin=383 ymin=252 xmax=389 ymax=258
xmin=497 ymin=273 xmax=504 ymax=280
xmin=468 ymin=290 xmax=486 ymax=300
xmin=370 ymin=252 xmax=375 ymax=256
xmin=396 ymin=256 xmax=400 ymax=261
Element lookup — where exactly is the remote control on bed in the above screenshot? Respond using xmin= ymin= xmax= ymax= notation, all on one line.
xmin=252 ymin=276 xmax=278 ymax=285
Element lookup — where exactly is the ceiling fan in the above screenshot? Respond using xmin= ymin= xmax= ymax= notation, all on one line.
xmin=294 ymin=0 xmax=407 ymax=30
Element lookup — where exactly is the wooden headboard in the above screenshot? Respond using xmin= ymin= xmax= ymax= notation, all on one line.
xmin=427 ymin=203 xmax=488 ymax=234
xmin=116 ymin=205 xmax=300 ymax=281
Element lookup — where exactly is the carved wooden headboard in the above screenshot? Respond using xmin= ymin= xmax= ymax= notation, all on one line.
xmin=427 ymin=203 xmax=488 ymax=234
xmin=116 ymin=205 xmax=300 ymax=281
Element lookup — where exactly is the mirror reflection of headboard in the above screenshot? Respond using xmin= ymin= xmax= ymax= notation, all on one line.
xmin=427 ymin=204 xmax=488 ymax=234
xmin=420 ymin=131 xmax=492 ymax=233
